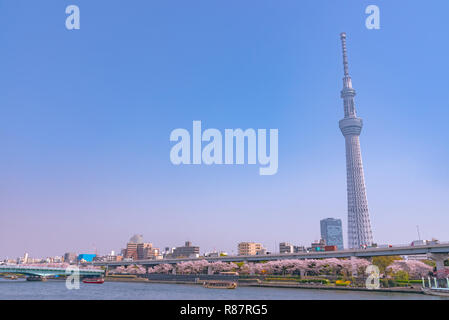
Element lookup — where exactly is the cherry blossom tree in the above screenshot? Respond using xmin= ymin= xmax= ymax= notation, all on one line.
xmin=176 ymin=260 xmax=210 ymax=274
xmin=111 ymin=266 xmax=126 ymax=274
xmin=436 ymin=267 xmax=449 ymax=278
xmin=107 ymin=257 xmax=434 ymax=279
xmin=148 ymin=264 xmax=173 ymax=274
xmin=134 ymin=265 xmax=147 ymax=274
xmin=209 ymin=261 xmax=236 ymax=273
xmin=124 ymin=265 xmax=138 ymax=274
xmin=237 ymin=262 xmax=254 ymax=275
xmin=386 ymin=260 xmax=433 ymax=279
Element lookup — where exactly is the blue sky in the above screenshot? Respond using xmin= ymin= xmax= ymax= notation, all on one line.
xmin=1 ymin=0 xmax=448 ymax=258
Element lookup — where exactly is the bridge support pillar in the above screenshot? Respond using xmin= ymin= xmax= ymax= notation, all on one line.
xmin=428 ymin=253 xmax=448 ymax=277
xmin=246 ymin=262 xmax=255 ymax=276
xmin=350 ymin=256 xmax=358 ymax=277
xmin=207 ymin=266 xmax=213 ymax=275
xmin=145 ymin=266 xmax=149 ymax=274
xmin=172 ymin=266 xmax=177 ymax=275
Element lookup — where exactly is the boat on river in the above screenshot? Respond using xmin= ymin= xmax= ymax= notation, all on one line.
xmin=202 ymin=280 xmax=237 ymax=289
xmin=26 ymin=276 xmax=47 ymax=282
xmin=82 ymin=277 xmax=105 ymax=284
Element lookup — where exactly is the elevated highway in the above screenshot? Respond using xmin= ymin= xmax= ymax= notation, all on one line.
xmin=91 ymin=243 xmax=449 ymax=269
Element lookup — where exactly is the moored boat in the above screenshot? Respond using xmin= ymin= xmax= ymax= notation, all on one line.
xmin=203 ymin=280 xmax=237 ymax=289
xmin=26 ymin=276 xmax=46 ymax=282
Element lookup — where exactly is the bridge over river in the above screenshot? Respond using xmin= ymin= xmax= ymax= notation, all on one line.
xmin=0 ymin=265 xmax=104 ymax=278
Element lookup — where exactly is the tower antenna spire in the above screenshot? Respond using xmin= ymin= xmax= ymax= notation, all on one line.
xmin=340 ymin=32 xmax=349 ymax=77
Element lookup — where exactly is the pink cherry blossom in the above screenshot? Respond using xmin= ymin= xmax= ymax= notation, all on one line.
xmin=386 ymin=260 xmax=433 ymax=278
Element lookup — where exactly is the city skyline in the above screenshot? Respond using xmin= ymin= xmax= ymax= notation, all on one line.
xmin=0 ymin=218 xmax=442 ymax=261
xmin=1 ymin=1 xmax=449 ymax=259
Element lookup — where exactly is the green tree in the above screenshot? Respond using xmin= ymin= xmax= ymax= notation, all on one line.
xmin=422 ymin=260 xmax=436 ymax=268
xmin=393 ymin=270 xmax=409 ymax=282
xmin=372 ymin=256 xmax=402 ymax=274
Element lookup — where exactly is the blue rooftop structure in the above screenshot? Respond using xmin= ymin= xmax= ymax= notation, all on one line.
xmin=77 ymin=254 xmax=96 ymax=262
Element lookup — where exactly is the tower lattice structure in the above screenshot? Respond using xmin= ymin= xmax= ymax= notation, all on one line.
xmin=338 ymin=33 xmax=374 ymax=249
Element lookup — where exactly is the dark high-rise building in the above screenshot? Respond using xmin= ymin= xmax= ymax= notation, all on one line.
xmin=320 ymin=218 xmax=344 ymax=250
xmin=64 ymin=252 xmax=77 ymax=264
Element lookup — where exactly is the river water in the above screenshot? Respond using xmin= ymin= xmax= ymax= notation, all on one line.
xmin=0 ymin=279 xmax=446 ymax=300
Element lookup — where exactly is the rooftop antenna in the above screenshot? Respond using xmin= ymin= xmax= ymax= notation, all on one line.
xmin=416 ymin=225 xmax=421 ymax=241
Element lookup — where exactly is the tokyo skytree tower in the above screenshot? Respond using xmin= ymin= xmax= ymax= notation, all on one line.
xmin=338 ymin=33 xmax=373 ymax=248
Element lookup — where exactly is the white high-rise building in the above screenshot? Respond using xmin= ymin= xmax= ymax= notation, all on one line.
xmin=338 ymin=33 xmax=374 ymax=248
